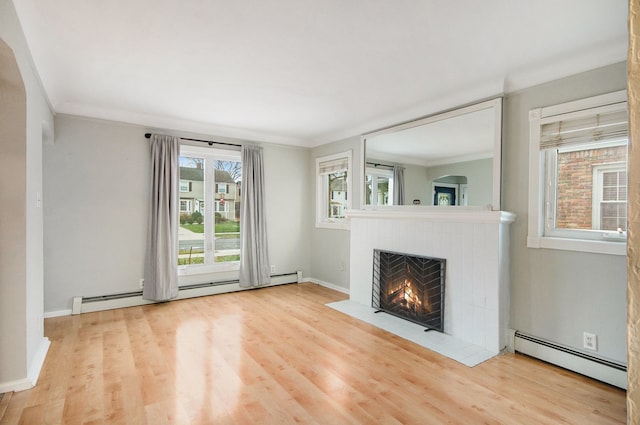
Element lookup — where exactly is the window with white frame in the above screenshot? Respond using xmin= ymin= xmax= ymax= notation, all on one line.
xmin=528 ymin=90 xmax=628 ymax=255
xmin=593 ymin=164 xmax=627 ymax=231
xmin=217 ymin=183 xmax=228 ymax=194
xmin=180 ymin=180 xmax=191 ymax=192
xmin=316 ymin=150 xmax=352 ymax=229
xmin=215 ymin=200 xmax=228 ymax=212
xmin=178 ymin=145 xmax=242 ymax=271
xmin=180 ymin=199 xmax=192 ymax=213
xmin=365 ymin=167 xmax=394 ymax=206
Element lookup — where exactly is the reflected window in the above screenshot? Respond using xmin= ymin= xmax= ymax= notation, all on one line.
xmin=365 ymin=167 xmax=393 ymax=206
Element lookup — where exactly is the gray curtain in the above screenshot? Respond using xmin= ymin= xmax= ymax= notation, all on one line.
xmin=393 ymin=166 xmax=405 ymax=205
xmin=239 ymin=145 xmax=271 ymax=287
xmin=143 ymin=134 xmax=180 ymax=301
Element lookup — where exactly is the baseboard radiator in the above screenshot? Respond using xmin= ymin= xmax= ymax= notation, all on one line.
xmin=72 ymin=271 xmax=302 ymax=315
xmin=513 ymin=331 xmax=627 ymax=389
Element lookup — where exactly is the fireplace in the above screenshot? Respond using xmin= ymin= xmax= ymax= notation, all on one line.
xmin=372 ymin=249 xmax=446 ymax=332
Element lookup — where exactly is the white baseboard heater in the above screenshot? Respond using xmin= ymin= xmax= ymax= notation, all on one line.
xmin=513 ymin=331 xmax=627 ymax=389
xmin=72 ymin=272 xmax=301 ymax=315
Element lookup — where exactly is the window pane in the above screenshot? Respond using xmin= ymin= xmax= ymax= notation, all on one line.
xmin=600 ymin=202 xmax=627 ymax=231
xmin=377 ymin=176 xmax=390 ymax=205
xmin=602 ymin=187 xmax=617 ymax=201
xmin=602 ymin=172 xmax=617 ymax=186
xmin=178 ymin=157 xmax=205 ymax=265
xmin=556 ymin=145 xmax=627 ymax=231
xmin=214 ymin=160 xmax=241 ymax=263
xmin=328 ymin=171 xmax=347 ymax=218
xmin=365 ymin=175 xmax=372 ymax=205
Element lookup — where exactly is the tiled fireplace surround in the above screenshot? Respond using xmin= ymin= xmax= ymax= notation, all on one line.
xmin=347 ymin=208 xmax=515 ymax=354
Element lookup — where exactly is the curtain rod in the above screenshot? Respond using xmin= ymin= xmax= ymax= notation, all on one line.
xmin=366 ymin=161 xmax=394 ymax=169
xmin=144 ymin=133 xmax=241 ymax=148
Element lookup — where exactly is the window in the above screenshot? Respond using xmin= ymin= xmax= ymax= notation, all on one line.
xmin=179 ymin=180 xmax=191 ymax=192
xmin=593 ymin=164 xmax=627 ymax=231
xmin=316 ymin=150 xmax=352 ymax=229
xmin=179 ymin=145 xmax=242 ymax=272
xmin=365 ymin=168 xmax=393 ymax=206
xmin=217 ymin=183 xmax=228 ymax=194
xmin=528 ymin=90 xmax=628 ymax=255
xmin=215 ymin=200 xmax=228 ymax=213
xmin=180 ymin=200 xmax=192 ymax=213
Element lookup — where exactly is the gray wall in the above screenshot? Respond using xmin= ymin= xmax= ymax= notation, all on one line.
xmin=44 ymin=116 xmax=149 ymax=312
xmin=401 ymin=163 xmax=429 ymax=205
xmin=44 ymin=115 xmax=311 ymax=312
xmin=309 ymin=136 xmax=362 ymax=290
xmin=0 ymin=0 xmax=54 ymax=388
xmin=504 ymin=62 xmax=627 ymax=362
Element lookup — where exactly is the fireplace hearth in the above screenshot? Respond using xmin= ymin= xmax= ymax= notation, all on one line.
xmin=372 ymin=249 xmax=445 ymax=332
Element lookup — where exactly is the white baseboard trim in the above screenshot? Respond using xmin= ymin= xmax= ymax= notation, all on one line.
xmin=27 ymin=337 xmax=50 ymax=388
xmin=0 ymin=337 xmax=50 ymax=393
xmin=0 ymin=377 xmax=32 ymax=394
xmin=44 ymin=309 xmax=72 ymax=318
xmin=514 ymin=331 xmax=626 ymax=389
xmin=71 ymin=273 xmax=300 ymax=315
xmin=307 ymin=278 xmax=350 ymax=294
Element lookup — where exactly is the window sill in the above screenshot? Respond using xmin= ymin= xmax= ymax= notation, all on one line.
xmin=178 ymin=262 xmax=240 ymax=276
xmin=527 ymin=236 xmax=626 ymax=256
xmin=316 ymin=220 xmax=350 ymax=230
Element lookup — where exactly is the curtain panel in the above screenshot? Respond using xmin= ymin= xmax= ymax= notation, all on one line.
xmin=393 ymin=165 xmax=405 ymax=205
xmin=143 ymin=134 xmax=180 ymax=301
xmin=239 ymin=145 xmax=271 ymax=287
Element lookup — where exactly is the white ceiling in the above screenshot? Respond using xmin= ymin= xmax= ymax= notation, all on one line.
xmin=13 ymin=0 xmax=628 ymax=147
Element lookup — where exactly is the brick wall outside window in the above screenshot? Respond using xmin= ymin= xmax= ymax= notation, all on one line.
xmin=556 ymin=145 xmax=627 ymax=229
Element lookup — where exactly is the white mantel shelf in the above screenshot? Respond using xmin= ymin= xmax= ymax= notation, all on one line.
xmin=348 ymin=207 xmax=515 ymax=355
xmin=346 ymin=207 xmax=516 ymax=224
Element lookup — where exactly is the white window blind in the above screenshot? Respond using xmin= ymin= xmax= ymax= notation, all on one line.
xmin=540 ymin=108 xmax=628 ymax=150
xmin=318 ymin=157 xmax=349 ymax=175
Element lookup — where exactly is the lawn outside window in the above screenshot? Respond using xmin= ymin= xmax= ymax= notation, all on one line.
xmin=178 ymin=144 xmax=242 ymax=274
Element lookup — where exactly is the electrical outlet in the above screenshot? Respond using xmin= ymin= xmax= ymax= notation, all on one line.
xmin=583 ymin=332 xmax=597 ymax=350
xmin=340 ymin=259 xmax=346 ymax=271
xmin=139 ymin=278 xmax=144 ymax=289
xmin=270 ymin=265 xmax=276 ymax=274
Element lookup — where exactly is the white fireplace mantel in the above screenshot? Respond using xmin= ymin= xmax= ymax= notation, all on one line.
xmin=346 ymin=207 xmax=516 ymax=224
xmin=347 ymin=208 xmax=515 ymax=354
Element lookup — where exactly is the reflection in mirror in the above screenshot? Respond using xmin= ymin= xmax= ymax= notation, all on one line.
xmin=433 ymin=175 xmax=467 ymax=205
xmin=362 ymin=98 xmax=502 ymax=210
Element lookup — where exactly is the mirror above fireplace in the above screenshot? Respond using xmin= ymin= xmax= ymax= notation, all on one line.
xmin=362 ymin=97 xmax=503 ymax=210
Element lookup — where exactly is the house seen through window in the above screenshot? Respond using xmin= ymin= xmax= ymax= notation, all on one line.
xmin=178 ymin=145 xmax=242 ymax=269
xmin=556 ymin=148 xmax=627 ymax=232
xmin=316 ymin=150 xmax=352 ymax=229
xmin=528 ymin=90 xmax=628 ymax=253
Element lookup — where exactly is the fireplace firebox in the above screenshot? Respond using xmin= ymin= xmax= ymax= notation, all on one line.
xmin=372 ymin=250 xmax=445 ymax=332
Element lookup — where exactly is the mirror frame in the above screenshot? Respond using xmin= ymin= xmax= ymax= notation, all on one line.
xmin=360 ymin=97 xmax=503 ymax=210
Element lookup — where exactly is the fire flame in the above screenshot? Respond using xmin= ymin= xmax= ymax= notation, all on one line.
xmin=388 ymin=279 xmax=431 ymax=313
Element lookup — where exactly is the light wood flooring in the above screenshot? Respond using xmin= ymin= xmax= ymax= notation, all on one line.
xmin=0 ymin=283 xmax=626 ymax=424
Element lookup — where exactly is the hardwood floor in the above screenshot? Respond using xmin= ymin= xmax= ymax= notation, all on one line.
xmin=1 ymin=283 xmax=626 ymax=424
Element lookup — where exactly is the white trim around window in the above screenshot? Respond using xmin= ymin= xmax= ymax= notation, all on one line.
xmin=316 ymin=150 xmax=352 ymax=230
xmin=527 ymin=90 xmax=627 ymax=256
xmin=178 ymin=144 xmax=241 ymax=275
